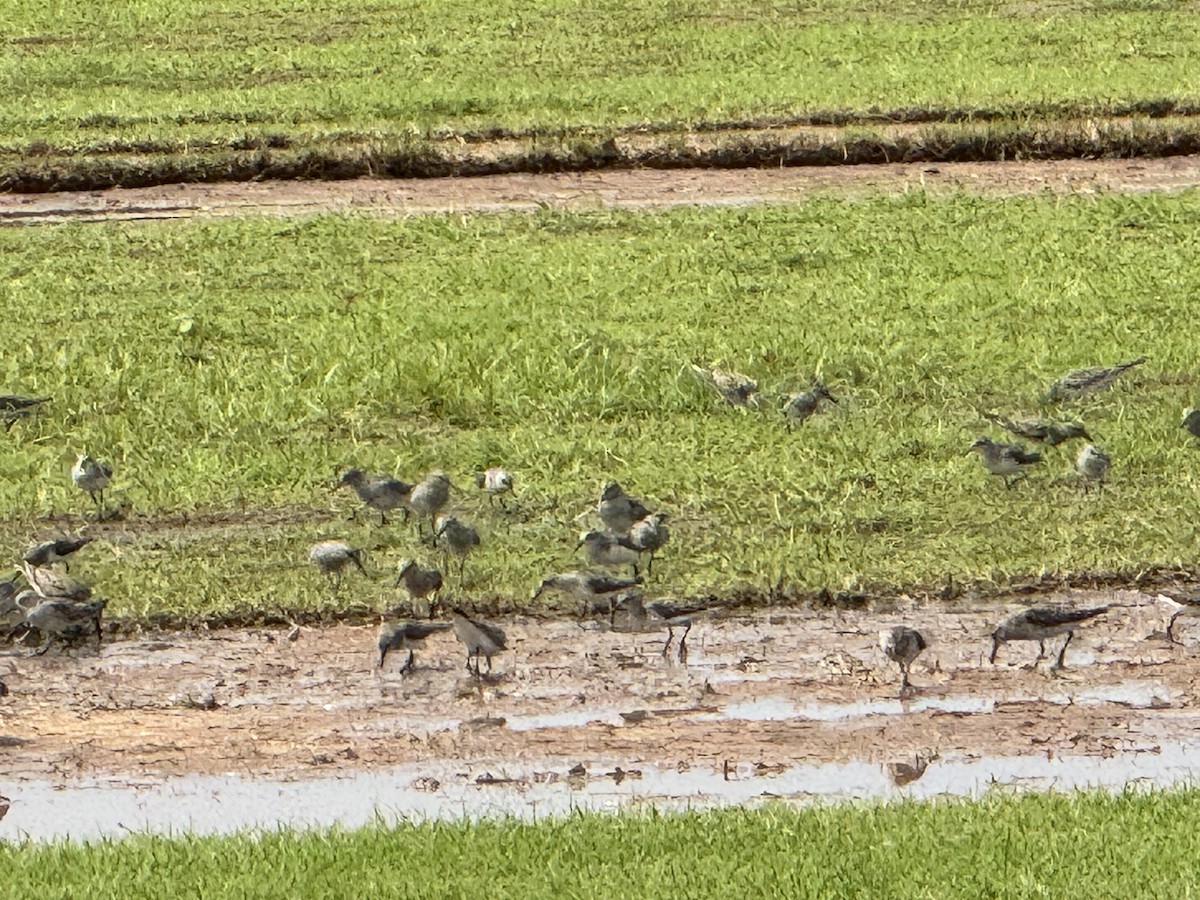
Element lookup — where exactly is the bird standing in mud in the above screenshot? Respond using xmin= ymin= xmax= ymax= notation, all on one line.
xmin=965 ymin=437 xmax=1041 ymax=489
xmin=783 ymin=383 xmax=837 ymax=430
xmin=613 ymin=596 xmax=706 ymax=663
xmin=989 ymin=606 xmax=1110 ymax=670
xmin=336 ymin=468 xmax=412 ymax=525
xmin=72 ymin=452 xmax=113 ymax=511
xmin=451 ymin=608 xmax=507 ymax=676
xmin=376 ymin=620 xmax=451 ymax=674
xmin=532 ymin=571 xmax=643 ymax=619
xmin=308 ymin=540 xmax=367 ymax=588
xmin=1047 ymin=356 xmax=1146 ymax=401
xmin=879 ymin=625 xmax=927 ymax=694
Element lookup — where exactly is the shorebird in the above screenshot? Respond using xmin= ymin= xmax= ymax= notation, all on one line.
xmin=376 ymin=620 xmax=452 ymax=673
xmin=22 ymin=595 xmax=106 ymax=655
xmin=982 ymin=412 xmax=1091 ymax=446
xmin=308 ymin=540 xmax=366 ymax=587
xmin=1157 ymin=590 xmax=1200 ymax=643
xmin=965 ymin=437 xmax=1041 ymax=489
xmin=691 ymin=362 xmax=759 ymax=407
xmin=24 ymin=536 xmax=93 ymax=571
xmin=598 ymin=482 xmax=651 ymax=535
xmin=433 ymin=515 xmax=480 ymax=586
xmin=71 ymin=452 xmax=113 ymax=510
xmin=879 ymin=625 xmax=928 ymax=693
xmin=19 ymin=562 xmax=92 ymax=603
xmin=1075 ymin=443 xmax=1111 ymax=493
xmin=0 ymin=394 xmax=50 ymax=430
xmin=576 ymin=530 xmax=641 ymax=577
xmin=336 ymin=468 xmax=412 ymax=525
xmin=532 ymin=571 xmax=643 ymax=618
xmin=410 ymin=471 xmax=452 ymax=539
xmin=990 ymin=606 xmax=1110 ymax=669
xmin=1182 ymin=408 xmax=1200 ymax=442
xmin=475 ymin=467 xmax=515 ymax=509
xmin=629 ymin=512 xmax=670 ymax=577
xmin=0 ymin=579 xmax=25 ymax=633
xmin=394 ymin=558 xmax=443 ymax=613
xmin=783 ymin=384 xmax=837 ymax=430
xmin=614 ymin=596 xmax=706 ymax=663
xmin=450 ymin=608 xmax=507 ymax=676
xmin=1047 ymin=356 xmax=1146 ymax=401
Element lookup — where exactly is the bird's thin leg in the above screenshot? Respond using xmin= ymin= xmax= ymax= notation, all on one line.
xmin=486 ymin=654 xmax=493 ymax=674
xmin=646 ymin=553 xmax=654 ymax=578
xmin=34 ymin=637 xmax=53 ymax=656
xmin=400 ymin=649 xmax=415 ymax=675
xmin=678 ymin=624 xmax=691 ymax=664
xmin=465 ymin=651 xmax=473 ymax=674
xmin=662 ymin=626 xmax=674 ymax=658
xmin=1053 ymin=631 xmax=1074 ymax=670
xmin=380 ymin=511 xmax=389 ymax=527
xmin=1169 ymin=612 xmax=1182 ymax=644
xmin=459 ymin=558 xmax=467 ymax=588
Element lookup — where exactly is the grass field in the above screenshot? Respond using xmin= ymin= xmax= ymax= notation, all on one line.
xmin=4 ymin=0 xmax=1200 ymax=186
xmin=0 ymin=191 xmax=1197 ymax=621
xmin=5 ymin=791 xmax=1200 ymax=897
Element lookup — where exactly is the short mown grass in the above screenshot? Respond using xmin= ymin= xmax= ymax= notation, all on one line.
xmin=1 ymin=192 xmax=1199 ymax=620
xmin=3 ymin=0 xmax=1200 ymax=169
xmin=4 ymin=791 xmax=1200 ymax=898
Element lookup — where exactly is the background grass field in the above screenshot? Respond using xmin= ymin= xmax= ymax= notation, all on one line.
xmin=6 ymin=791 xmax=1200 ymax=898
xmin=1 ymin=191 xmax=1197 ymax=620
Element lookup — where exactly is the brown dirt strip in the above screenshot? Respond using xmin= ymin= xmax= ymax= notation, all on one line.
xmin=3 ymin=155 xmax=1200 ymax=226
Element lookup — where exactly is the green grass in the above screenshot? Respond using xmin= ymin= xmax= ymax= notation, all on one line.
xmin=1 ymin=191 xmax=1199 ymax=620
xmin=3 ymin=0 xmax=1200 ymax=152
xmin=5 ymin=792 xmax=1200 ymax=898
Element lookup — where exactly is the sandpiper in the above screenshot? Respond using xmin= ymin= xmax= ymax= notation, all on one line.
xmin=691 ymin=362 xmax=759 ymax=407
xmin=990 ymin=606 xmax=1110 ymax=669
xmin=72 ymin=452 xmax=113 ymax=510
xmin=1047 ymin=356 xmax=1146 ymax=401
xmin=475 ymin=467 xmax=515 ymax=509
xmin=783 ymin=383 xmax=837 ymax=430
xmin=965 ymin=437 xmax=1041 ymax=489
xmin=394 ymin=558 xmax=443 ymax=614
xmin=532 ymin=571 xmax=643 ymax=618
xmin=576 ymin=530 xmax=641 ymax=577
xmin=336 ymin=468 xmax=412 ymax=526
xmin=19 ymin=562 xmax=93 ymax=603
xmin=23 ymin=595 xmax=106 ymax=655
xmin=410 ymin=471 xmax=452 ymax=539
xmin=879 ymin=625 xmax=928 ymax=693
xmin=1075 ymin=443 xmax=1111 ymax=493
xmin=1157 ymin=590 xmax=1200 ymax=643
xmin=629 ymin=512 xmax=670 ymax=577
xmin=433 ymin=515 xmax=480 ymax=586
xmin=614 ymin=596 xmax=707 ymax=663
xmin=0 ymin=394 xmax=50 ymax=430
xmin=308 ymin=540 xmax=367 ymax=587
xmin=24 ymin=536 xmax=93 ymax=571
xmin=450 ymin=608 xmax=507 ymax=676
xmin=982 ymin=412 xmax=1091 ymax=446
xmin=376 ymin=620 xmax=452 ymax=673
xmin=1182 ymin=408 xmax=1200 ymax=442
xmin=598 ymin=482 xmax=651 ymax=535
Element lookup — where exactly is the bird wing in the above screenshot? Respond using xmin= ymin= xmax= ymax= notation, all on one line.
xmin=1000 ymin=444 xmax=1041 ymax=465
xmin=1025 ymin=606 xmax=1109 ymax=627
xmin=587 ymin=575 xmax=643 ymax=594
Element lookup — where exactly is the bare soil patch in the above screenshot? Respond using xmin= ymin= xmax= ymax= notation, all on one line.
xmin=4 ymin=155 xmax=1200 ymax=226
xmin=1 ymin=590 xmax=1192 ymax=786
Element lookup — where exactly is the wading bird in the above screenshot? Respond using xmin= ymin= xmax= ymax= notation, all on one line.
xmin=879 ymin=625 xmax=928 ymax=694
xmin=475 ymin=467 xmax=515 ymax=509
xmin=451 ymin=608 xmax=507 ymax=677
xmin=376 ymin=620 xmax=451 ymax=674
xmin=989 ymin=606 xmax=1110 ymax=670
xmin=72 ymin=452 xmax=113 ymax=511
xmin=965 ymin=437 xmax=1041 ymax=489
xmin=783 ymin=383 xmax=837 ymax=430
xmin=1047 ymin=356 xmax=1146 ymax=401
xmin=308 ymin=540 xmax=367 ymax=588
xmin=336 ymin=468 xmax=412 ymax=525
xmin=982 ymin=412 xmax=1091 ymax=446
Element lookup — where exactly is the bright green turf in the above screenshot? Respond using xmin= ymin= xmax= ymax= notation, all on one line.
xmin=4 ymin=792 xmax=1200 ymax=898
xmin=2 ymin=0 xmax=1200 ymax=149
xmin=0 ymin=191 xmax=1197 ymax=618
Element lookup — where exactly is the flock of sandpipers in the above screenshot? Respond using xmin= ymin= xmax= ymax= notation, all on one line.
xmin=3 ymin=352 xmax=1200 ymax=697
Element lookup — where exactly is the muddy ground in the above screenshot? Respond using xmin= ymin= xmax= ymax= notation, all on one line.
xmin=3 ymin=155 xmax=1200 ymax=226
xmin=2 ymin=591 xmax=1196 ymax=788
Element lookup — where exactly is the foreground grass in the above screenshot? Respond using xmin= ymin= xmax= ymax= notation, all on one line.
xmin=1 ymin=192 xmax=1199 ymax=619
xmin=3 ymin=0 xmax=1200 ymax=152
xmin=5 ymin=793 xmax=1200 ymax=898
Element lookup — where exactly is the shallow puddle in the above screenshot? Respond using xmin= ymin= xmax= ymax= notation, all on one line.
xmin=2 ymin=741 xmax=1197 ymax=842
